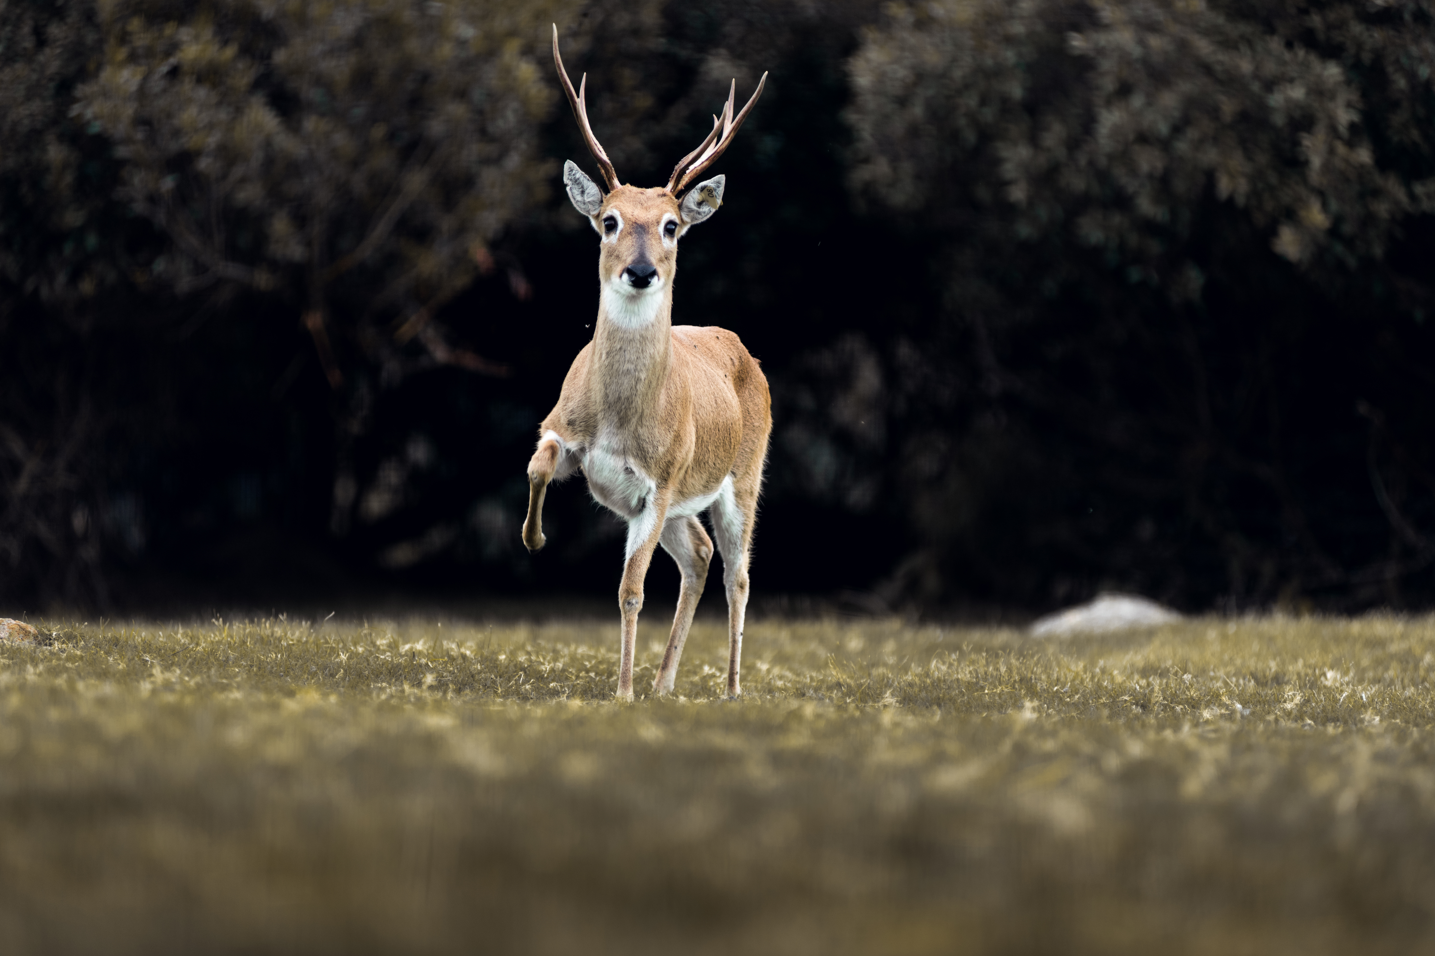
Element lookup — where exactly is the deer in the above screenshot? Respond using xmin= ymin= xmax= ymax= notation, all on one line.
xmin=522 ymin=27 xmax=771 ymax=701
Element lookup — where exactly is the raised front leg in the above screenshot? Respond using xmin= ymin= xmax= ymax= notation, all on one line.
xmin=652 ymin=516 xmax=713 ymax=696
xmin=616 ymin=494 xmax=670 ymax=700
xmin=522 ymin=435 xmax=562 ymax=552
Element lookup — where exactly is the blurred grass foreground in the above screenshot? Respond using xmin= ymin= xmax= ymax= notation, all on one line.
xmin=3 ymin=615 xmax=1435 ymax=954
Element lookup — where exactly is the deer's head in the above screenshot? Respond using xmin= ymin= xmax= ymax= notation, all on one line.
xmin=553 ymin=27 xmax=765 ymax=326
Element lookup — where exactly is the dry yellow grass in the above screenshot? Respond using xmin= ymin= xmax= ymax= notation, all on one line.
xmin=2 ymin=613 xmax=1434 ymax=954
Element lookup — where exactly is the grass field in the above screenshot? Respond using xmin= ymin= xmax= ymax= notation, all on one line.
xmin=2 ymin=611 xmax=1434 ymax=954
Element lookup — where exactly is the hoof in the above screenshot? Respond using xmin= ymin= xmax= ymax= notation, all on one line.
xmin=522 ymin=532 xmax=546 ymax=553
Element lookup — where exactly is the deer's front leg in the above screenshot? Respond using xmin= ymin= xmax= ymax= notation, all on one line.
xmin=522 ymin=436 xmax=562 ymax=552
xmin=616 ymin=493 xmax=670 ymax=700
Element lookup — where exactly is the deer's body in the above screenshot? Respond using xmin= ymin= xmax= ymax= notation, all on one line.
xmin=523 ymin=31 xmax=770 ymax=700
xmin=542 ymin=323 xmax=765 ymax=529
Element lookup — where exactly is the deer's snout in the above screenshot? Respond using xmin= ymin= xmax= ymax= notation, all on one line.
xmin=623 ymin=262 xmax=657 ymax=289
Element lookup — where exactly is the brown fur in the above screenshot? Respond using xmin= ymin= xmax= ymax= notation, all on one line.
xmin=523 ymin=185 xmax=771 ymax=700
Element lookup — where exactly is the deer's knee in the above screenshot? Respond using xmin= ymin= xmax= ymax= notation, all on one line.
xmin=691 ymin=543 xmax=712 ymax=580
xmin=527 ymin=439 xmax=560 ymax=484
xmin=726 ymin=570 xmax=749 ymax=600
xmin=620 ymin=588 xmax=644 ymax=616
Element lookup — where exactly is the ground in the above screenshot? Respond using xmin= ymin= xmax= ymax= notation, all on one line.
xmin=1 ymin=612 xmax=1433 ymax=954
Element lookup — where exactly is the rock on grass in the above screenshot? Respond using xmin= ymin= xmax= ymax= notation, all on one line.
xmin=1029 ymin=593 xmax=1181 ymax=637
xmin=0 ymin=619 xmax=41 ymax=644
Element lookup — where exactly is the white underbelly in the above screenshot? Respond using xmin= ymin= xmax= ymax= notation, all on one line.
xmin=581 ymin=443 xmax=729 ymax=525
xmin=582 ymin=445 xmax=654 ymax=519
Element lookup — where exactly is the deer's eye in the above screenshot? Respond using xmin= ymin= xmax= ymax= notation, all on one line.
xmin=664 ymin=220 xmax=678 ymax=238
xmin=602 ymin=216 xmax=617 ymax=234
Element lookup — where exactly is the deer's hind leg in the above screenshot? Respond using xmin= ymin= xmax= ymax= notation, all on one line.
xmin=652 ymin=516 xmax=713 ymax=696
xmin=710 ymin=480 xmax=758 ymax=698
xmin=616 ymin=493 xmax=670 ymax=701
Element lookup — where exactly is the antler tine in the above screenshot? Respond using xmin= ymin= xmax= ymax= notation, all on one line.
xmin=664 ymin=114 xmax=723 ymax=193
xmin=694 ymin=84 xmax=738 ymax=169
xmin=670 ymin=72 xmax=768 ymax=197
xmin=552 ymin=25 xmax=619 ymax=192
xmin=683 ymin=85 xmax=736 ymax=172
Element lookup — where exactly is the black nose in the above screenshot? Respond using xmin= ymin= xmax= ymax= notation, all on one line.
xmin=623 ymin=262 xmax=657 ymax=288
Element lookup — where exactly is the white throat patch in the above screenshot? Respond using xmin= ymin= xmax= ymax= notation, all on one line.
xmin=601 ymin=282 xmax=665 ymax=329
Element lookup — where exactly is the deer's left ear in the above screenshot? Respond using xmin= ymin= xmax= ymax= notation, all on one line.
xmin=679 ymin=175 xmax=725 ymax=226
xmin=564 ymin=160 xmax=604 ymax=219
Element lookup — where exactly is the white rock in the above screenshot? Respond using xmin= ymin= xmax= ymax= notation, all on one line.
xmin=0 ymin=618 xmax=40 ymax=644
xmin=1029 ymin=593 xmax=1181 ymax=637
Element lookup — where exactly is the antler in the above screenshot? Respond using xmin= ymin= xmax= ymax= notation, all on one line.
xmin=665 ymin=73 xmax=768 ymax=197
xmin=552 ymin=25 xmax=620 ymax=193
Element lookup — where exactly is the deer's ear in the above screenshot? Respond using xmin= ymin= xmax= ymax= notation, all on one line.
xmin=564 ymin=160 xmax=604 ymax=218
xmin=679 ymin=175 xmax=725 ymax=226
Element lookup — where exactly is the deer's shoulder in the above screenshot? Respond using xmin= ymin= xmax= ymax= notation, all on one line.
xmin=672 ymin=325 xmax=762 ymax=386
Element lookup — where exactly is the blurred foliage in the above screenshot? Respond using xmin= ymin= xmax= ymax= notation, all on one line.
xmin=0 ymin=0 xmax=166 ymax=605
xmin=845 ymin=0 xmax=1435 ymax=610
xmin=851 ymin=0 xmax=1431 ymax=275
xmin=4 ymin=0 xmax=1435 ymax=613
xmin=1 ymin=0 xmax=577 ymax=606
xmin=78 ymin=0 xmax=570 ymax=375
xmin=74 ymin=1 xmax=577 ymax=558
xmin=0 ymin=0 xmax=121 ymax=304
xmin=4 ymin=614 xmax=1435 ymax=952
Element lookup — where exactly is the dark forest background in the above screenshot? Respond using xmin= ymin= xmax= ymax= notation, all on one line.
xmin=2 ymin=0 xmax=1433 ymax=616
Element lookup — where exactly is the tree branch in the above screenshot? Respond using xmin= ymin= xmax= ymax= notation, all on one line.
xmin=134 ymin=198 xmax=274 ymax=291
xmin=414 ymin=323 xmax=510 ymax=377
xmin=303 ymin=309 xmax=344 ymax=390
xmin=322 ymin=144 xmax=438 ymax=284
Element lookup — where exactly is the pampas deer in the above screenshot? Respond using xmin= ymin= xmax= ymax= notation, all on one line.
xmin=522 ymin=27 xmax=771 ymax=700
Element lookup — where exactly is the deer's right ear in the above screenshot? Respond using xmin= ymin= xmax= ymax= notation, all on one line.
xmin=564 ymin=160 xmax=604 ymax=219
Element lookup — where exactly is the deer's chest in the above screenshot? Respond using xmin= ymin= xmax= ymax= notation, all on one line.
xmin=581 ymin=441 xmax=656 ymax=520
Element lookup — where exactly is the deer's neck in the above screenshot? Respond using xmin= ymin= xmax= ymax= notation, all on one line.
xmin=592 ymin=285 xmax=675 ymax=431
